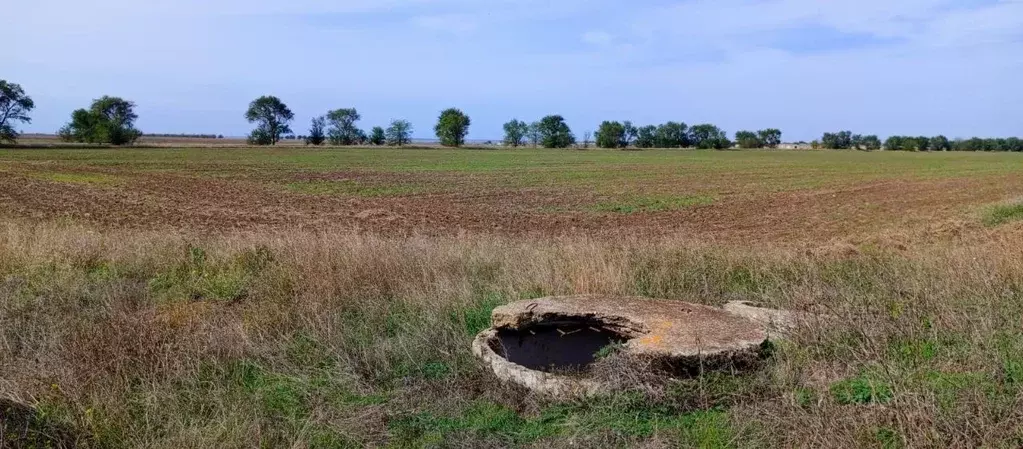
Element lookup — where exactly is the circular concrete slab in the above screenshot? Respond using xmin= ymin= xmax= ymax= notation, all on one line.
xmin=472 ymin=295 xmax=777 ymax=396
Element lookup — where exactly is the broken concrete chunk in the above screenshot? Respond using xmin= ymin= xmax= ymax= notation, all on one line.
xmin=474 ymin=295 xmax=785 ymax=396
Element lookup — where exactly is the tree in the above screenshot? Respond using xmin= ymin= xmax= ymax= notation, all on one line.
xmin=58 ymin=96 xmax=141 ymax=145
xmin=369 ymin=126 xmax=386 ymax=145
xmin=757 ymin=129 xmax=782 ymax=148
xmin=635 ymin=125 xmax=658 ymax=148
xmin=850 ymin=134 xmax=864 ymax=150
xmin=582 ymin=131 xmax=592 ymax=149
xmin=435 ymin=108 xmax=471 ymax=147
xmin=913 ymin=136 xmax=930 ymax=152
xmin=884 ymin=136 xmax=908 ymax=151
xmin=245 ymin=96 xmax=293 ymax=145
xmin=655 ymin=122 xmax=688 ymax=148
xmin=821 ymin=131 xmax=853 ymax=149
xmin=861 ymin=135 xmax=882 ymax=151
xmin=734 ymin=130 xmax=762 ymax=149
xmin=538 ymin=115 xmax=575 ymax=148
xmin=595 ymin=121 xmax=626 ymax=149
xmin=0 ymin=80 xmax=34 ymax=144
xmin=527 ymin=122 xmax=542 ymax=148
xmin=325 ymin=108 xmax=361 ymax=145
xmin=929 ymin=135 xmax=951 ymax=152
xmin=622 ymin=121 xmax=638 ymax=148
xmin=1006 ymin=137 xmax=1023 ymax=152
xmin=690 ymin=124 xmax=730 ymax=149
xmin=502 ymin=119 xmax=529 ymax=147
xmin=385 ymin=119 xmax=413 ymax=146
xmin=306 ymin=116 xmax=326 ymax=145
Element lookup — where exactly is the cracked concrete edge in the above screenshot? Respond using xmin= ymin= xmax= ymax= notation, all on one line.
xmin=722 ymin=301 xmax=802 ymax=338
xmin=471 ymin=329 xmax=604 ymax=397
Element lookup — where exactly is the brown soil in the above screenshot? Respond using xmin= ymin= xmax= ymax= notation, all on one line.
xmin=1 ymin=167 xmax=1019 ymax=244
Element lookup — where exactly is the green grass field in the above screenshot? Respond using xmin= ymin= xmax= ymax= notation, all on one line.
xmin=6 ymin=147 xmax=1023 ymax=185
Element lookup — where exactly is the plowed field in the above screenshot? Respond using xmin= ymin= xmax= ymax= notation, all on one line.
xmin=3 ymin=147 xmax=1022 ymax=244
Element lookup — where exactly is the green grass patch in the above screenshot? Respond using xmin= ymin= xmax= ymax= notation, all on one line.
xmin=451 ymin=292 xmax=505 ymax=338
xmin=147 ymin=245 xmax=275 ymax=302
xmin=874 ymin=427 xmax=904 ymax=449
xmin=285 ymin=179 xmax=418 ymax=197
xmin=983 ymin=202 xmax=1023 ymax=227
xmin=28 ymin=171 xmax=120 ymax=185
xmin=831 ymin=374 xmax=894 ymax=405
xmin=592 ymin=194 xmax=714 ymax=214
xmin=388 ymin=399 xmax=734 ymax=448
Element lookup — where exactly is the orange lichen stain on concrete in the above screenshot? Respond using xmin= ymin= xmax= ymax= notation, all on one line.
xmin=635 ymin=319 xmax=675 ymax=348
xmin=637 ymin=334 xmax=664 ymax=346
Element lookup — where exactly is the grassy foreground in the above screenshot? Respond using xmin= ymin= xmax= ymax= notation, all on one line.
xmin=3 ymin=221 xmax=1023 ymax=448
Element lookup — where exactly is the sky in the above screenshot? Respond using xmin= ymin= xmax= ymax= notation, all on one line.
xmin=3 ymin=0 xmax=1022 ymax=141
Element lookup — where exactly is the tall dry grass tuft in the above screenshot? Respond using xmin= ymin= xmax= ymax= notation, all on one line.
xmin=2 ymin=220 xmax=1023 ymax=447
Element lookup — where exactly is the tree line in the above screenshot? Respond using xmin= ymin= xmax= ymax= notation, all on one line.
xmin=1 ymin=80 xmax=1020 ymax=151
xmin=812 ymin=131 xmax=1023 ymax=152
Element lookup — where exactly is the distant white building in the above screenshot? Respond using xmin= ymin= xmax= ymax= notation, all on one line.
xmin=777 ymin=142 xmax=814 ymax=150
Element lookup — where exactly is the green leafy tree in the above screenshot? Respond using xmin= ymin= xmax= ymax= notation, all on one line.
xmin=369 ymin=126 xmax=386 ymax=145
xmin=884 ymin=136 xmax=908 ymax=151
xmin=538 ymin=115 xmax=575 ymax=148
xmin=690 ymin=124 xmax=730 ymax=149
xmin=635 ymin=125 xmax=658 ymax=148
xmin=757 ymin=129 xmax=782 ymax=148
xmin=0 ymin=80 xmax=35 ymax=144
xmin=595 ymin=121 xmax=626 ymax=149
xmin=245 ymin=96 xmax=293 ymax=145
xmin=386 ymin=119 xmax=413 ymax=146
xmin=655 ymin=122 xmax=688 ymax=148
xmin=913 ymin=136 xmax=930 ymax=152
xmin=929 ymin=135 xmax=951 ymax=151
xmin=991 ymin=138 xmax=1005 ymax=152
xmin=861 ymin=135 xmax=882 ymax=151
xmin=962 ymin=137 xmax=985 ymax=151
xmin=434 ymin=108 xmax=471 ymax=147
xmin=325 ymin=108 xmax=362 ymax=145
xmin=622 ymin=121 xmax=638 ymax=148
xmin=821 ymin=131 xmax=853 ymax=149
xmin=502 ymin=119 xmax=529 ymax=147
xmin=306 ymin=116 xmax=326 ymax=145
xmin=527 ymin=121 xmax=542 ymax=148
xmin=1005 ymin=137 xmax=1023 ymax=152
xmin=734 ymin=130 xmax=762 ymax=149
xmin=58 ymin=96 xmax=141 ymax=145
xmin=850 ymin=134 xmax=864 ymax=150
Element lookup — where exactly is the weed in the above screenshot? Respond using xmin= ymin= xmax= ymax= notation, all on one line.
xmin=983 ymin=202 xmax=1023 ymax=226
xmin=875 ymin=427 xmax=903 ymax=449
xmin=831 ymin=375 xmax=894 ymax=405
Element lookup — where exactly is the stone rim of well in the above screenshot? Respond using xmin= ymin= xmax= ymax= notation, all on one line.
xmin=472 ymin=295 xmax=791 ymax=396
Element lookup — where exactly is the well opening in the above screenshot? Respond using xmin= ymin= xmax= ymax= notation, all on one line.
xmin=491 ymin=319 xmax=632 ymax=373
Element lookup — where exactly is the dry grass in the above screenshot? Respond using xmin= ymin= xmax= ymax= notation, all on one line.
xmin=2 ymin=219 xmax=1023 ymax=447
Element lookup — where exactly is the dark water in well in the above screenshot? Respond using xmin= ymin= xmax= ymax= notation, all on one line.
xmin=495 ymin=324 xmax=627 ymax=372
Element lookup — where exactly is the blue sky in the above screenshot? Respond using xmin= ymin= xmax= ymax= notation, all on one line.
xmin=3 ymin=0 xmax=1022 ymax=141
